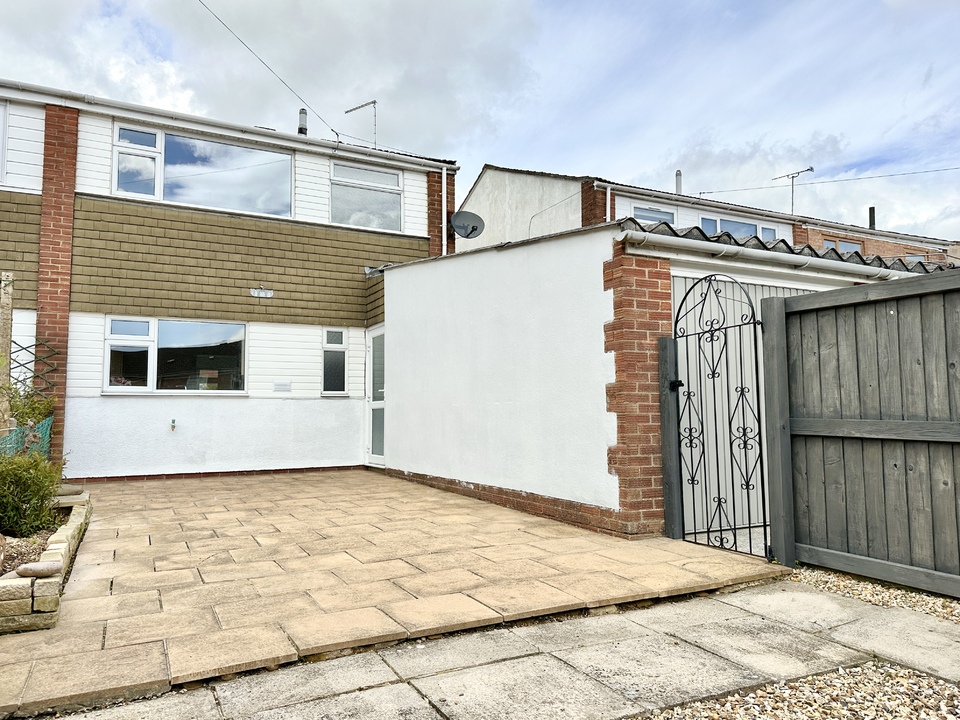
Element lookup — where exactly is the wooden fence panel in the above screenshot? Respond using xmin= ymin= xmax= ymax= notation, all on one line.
xmin=763 ymin=270 xmax=960 ymax=598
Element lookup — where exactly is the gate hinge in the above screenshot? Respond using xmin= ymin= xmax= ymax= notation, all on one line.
xmin=669 ymin=380 xmax=685 ymax=391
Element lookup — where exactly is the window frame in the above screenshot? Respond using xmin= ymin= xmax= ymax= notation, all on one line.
xmin=102 ymin=316 xmax=248 ymax=395
xmin=111 ymin=123 xmax=294 ymax=218
xmin=632 ymin=205 xmax=675 ymax=224
xmin=700 ymin=215 xmax=778 ymax=242
xmin=0 ymin=101 xmax=7 ymax=187
xmin=823 ymin=238 xmax=864 ymax=254
xmin=321 ymin=327 xmax=349 ymax=396
xmin=330 ymin=161 xmax=403 ymax=232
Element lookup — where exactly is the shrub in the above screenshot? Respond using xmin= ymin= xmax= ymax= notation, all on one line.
xmin=0 ymin=452 xmax=63 ymax=537
xmin=3 ymin=384 xmax=55 ymax=426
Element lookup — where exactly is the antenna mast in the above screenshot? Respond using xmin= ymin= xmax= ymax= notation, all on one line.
xmin=772 ymin=166 xmax=814 ymax=214
xmin=345 ymin=100 xmax=378 ymax=149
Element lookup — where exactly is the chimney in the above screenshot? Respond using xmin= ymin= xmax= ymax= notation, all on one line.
xmin=868 ymin=206 xmax=876 ymax=230
xmin=298 ymin=108 xmax=308 ymax=136
xmin=675 ymin=170 xmax=682 ymax=195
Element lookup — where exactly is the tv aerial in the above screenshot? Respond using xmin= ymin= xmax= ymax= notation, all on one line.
xmin=449 ymin=210 xmax=485 ymax=239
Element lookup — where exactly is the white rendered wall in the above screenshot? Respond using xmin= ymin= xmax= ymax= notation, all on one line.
xmin=459 ymin=168 xmax=582 ymax=251
xmin=385 ymin=230 xmax=620 ymax=509
xmin=62 ymin=313 xmax=366 ymax=478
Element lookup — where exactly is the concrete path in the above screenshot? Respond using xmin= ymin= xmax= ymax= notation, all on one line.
xmin=0 ymin=471 xmax=786 ymax=717
xmin=46 ymin=580 xmax=960 ymax=719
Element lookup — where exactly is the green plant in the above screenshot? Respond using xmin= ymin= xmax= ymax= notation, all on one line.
xmin=0 ymin=452 xmax=63 ymax=537
xmin=2 ymin=384 xmax=55 ymax=426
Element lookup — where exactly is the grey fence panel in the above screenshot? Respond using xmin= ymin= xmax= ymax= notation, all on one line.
xmin=763 ymin=270 xmax=960 ymax=598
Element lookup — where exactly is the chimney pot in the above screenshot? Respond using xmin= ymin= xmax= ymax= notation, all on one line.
xmin=298 ymin=108 xmax=308 ymax=136
xmin=868 ymin=206 xmax=876 ymax=230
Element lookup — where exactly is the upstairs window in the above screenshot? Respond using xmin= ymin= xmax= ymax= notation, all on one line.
xmin=114 ymin=125 xmax=292 ymax=217
xmin=701 ymin=216 xmax=777 ymax=241
xmin=823 ymin=238 xmax=863 ymax=254
xmin=633 ymin=206 xmax=675 ymax=224
xmin=105 ymin=317 xmax=245 ymax=393
xmin=331 ymin=162 xmax=402 ymax=231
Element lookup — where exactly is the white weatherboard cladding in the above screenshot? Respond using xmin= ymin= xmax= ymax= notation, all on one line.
xmin=75 ymin=113 xmax=113 ymax=195
xmin=459 ymin=169 xmax=582 ymax=251
xmin=62 ymin=314 xmax=367 ymax=477
xmin=402 ymin=171 xmax=428 ymax=237
xmin=293 ymin=152 xmax=330 ymax=224
xmin=385 ymin=231 xmax=619 ymax=509
xmin=11 ymin=309 xmax=37 ymax=387
xmin=3 ymin=103 xmax=44 ymax=191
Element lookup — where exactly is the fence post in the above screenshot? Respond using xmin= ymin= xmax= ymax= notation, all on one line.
xmin=761 ymin=296 xmax=796 ymax=567
xmin=659 ymin=336 xmax=684 ymax=539
xmin=0 ymin=271 xmax=12 ymax=438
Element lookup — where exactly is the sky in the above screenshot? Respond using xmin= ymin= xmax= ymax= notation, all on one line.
xmin=2 ymin=0 xmax=959 ymax=239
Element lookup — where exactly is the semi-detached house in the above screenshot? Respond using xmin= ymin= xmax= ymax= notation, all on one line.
xmin=0 ymin=80 xmax=456 ymax=480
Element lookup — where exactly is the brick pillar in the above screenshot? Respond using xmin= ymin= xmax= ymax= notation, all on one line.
xmin=603 ymin=242 xmax=673 ymax=535
xmin=35 ymin=105 xmax=79 ymax=461
xmin=791 ymin=224 xmax=809 ymax=247
xmin=427 ymin=170 xmax=456 ymax=257
xmin=580 ymin=180 xmax=610 ymax=227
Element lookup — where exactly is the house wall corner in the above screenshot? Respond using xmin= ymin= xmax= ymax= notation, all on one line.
xmin=580 ymin=180 xmax=610 ymax=227
xmin=427 ymin=171 xmax=456 ymax=257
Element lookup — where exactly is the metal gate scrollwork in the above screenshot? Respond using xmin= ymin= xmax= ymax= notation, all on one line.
xmin=674 ymin=274 xmax=770 ymax=558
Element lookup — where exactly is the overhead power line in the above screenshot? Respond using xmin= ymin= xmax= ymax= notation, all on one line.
xmin=196 ymin=0 xmax=340 ymax=141
xmin=700 ymin=165 xmax=960 ymax=196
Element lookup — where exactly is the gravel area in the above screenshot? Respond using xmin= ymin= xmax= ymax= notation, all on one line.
xmin=790 ymin=565 xmax=960 ymax=624
xmin=0 ymin=529 xmax=55 ymax=575
xmin=647 ymin=662 xmax=960 ymax=719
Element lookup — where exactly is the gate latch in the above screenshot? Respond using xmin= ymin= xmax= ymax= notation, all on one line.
xmin=669 ymin=380 xmax=685 ymax=392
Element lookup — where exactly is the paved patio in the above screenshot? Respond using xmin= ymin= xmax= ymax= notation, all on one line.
xmin=0 ymin=470 xmax=787 ymax=716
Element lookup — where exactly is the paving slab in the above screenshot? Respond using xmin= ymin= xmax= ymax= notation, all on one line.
xmin=307 ymin=579 xmax=415 ymax=612
xmin=110 ymin=568 xmax=201 ymax=594
xmin=19 ymin=641 xmax=169 ymax=716
xmin=55 ymin=687 xmax=219 ymax=720
xmin=282 ymin=606 xmax=408 ymax=655
xmin=412 ymin=653 xmax=640 ymax=720
xmin=717 ymin=579 xmax=875 ymax=632
xmin=58 ymin=591 xmax=162 ymax=624
xmin=555 ymin=632 xmax=768 ymax=711
xmin=213 ymin=592 xmax=322 ymax=629
xmin=215 ymin=652 xmax=398 ymax=717
xmin=158 ymin=578 xmax=260 ymax=610
xmin=331 ymin=558 xmax=422 ymax=584
xmin=626 ymin=595 xmax=753 ymax=633
xmin=466 ymin=580 xmax=584 ymax=621
xmin=673 ymin=615 xmax=868 ymax=681
xmin=166 ymin=625 xmax=298 ymax=684
xmin=509 ymin=612 xmax=653 ymax=653
xmin=0 ymin=622 xmax=105 ymax=665
xmin=610 ymin=562 xmax=722 ymax=596
xmin=392 ymin=568 xmax=488 ymax=598
xmin=541 ymin=571 xmax=656 ymax=607
xmin=379 ymin=628 xmax=538 ymax=679
xmin=104 ymin=607 xmax=220 ymax=648
xmin=249 ymin=682 xmax=441 ymax=720
xmin=825 ymin=605 xmax=960 ymax=681
xmin=0 ymin=661 xmax=31 ymax=715
xmin=381 ymin=592 xmax=503 ymax=637
xmin=197 ymin=560 xmax=285 ymax=583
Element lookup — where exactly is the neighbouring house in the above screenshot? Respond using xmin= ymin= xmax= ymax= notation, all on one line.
xmin=458 ymin=164 xmax=957 ymax=263
xmin=382 ymin=214 xmax=955 ymax=539
xmin=0 ymin=79 xmax=456 ymax=479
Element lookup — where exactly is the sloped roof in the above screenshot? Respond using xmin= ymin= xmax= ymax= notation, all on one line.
xmin=628 ymin=219 xmax=953 ymax=275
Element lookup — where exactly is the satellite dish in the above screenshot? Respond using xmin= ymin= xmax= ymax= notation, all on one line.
xmin=450 ymin=210 xmax=485 ymax=239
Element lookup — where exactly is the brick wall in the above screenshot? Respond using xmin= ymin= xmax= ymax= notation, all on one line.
xmin=70 ymin=196 xmax=429 ymax=326
xmin=0 ymin=190 xmax=41 ymax=308
xmin=602 ymin=243 xmax=673 ymax=535
xmin=36 ymin=105 xmax=79 ymax=460
xmin=427 ymin=171 xmax=456 ymax=257
xmin=580 ymin=180 xmax=611 ymax=227
xmin=793 ymin=224 xmax=947 ymax=262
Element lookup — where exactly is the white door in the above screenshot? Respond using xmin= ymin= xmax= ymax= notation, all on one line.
xmin=366 ymin=327 xmax=385 ymax=466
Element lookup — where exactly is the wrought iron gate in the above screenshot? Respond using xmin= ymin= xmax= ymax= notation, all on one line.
xmin=670 ymin=274 xmax=770 ymax=558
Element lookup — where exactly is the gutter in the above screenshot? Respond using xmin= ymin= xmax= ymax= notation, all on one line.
xmin=616 ymin=229 xmax=916 ymax=281
xmin=596 ymin=180 xmax=953 ymax=250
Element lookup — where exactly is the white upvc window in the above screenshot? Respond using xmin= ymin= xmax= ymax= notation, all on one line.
xmin=103 ymin=316 xmax=246 ymax=394
xmin=700 ymin=216 xmax=778 ymax=241
xmin=322 ymin=328 xmax=348 ymax=395
xmin=632 ymin=205 xmax=674 ymax=224
xmin=330 ymin=162 xmax=402 ymax=232
xmin=112 ymin=123 xmax=293 ymax=217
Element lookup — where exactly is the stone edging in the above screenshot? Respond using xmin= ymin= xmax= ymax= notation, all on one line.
xmin=0 ymin=499 xmax=92 ymax=633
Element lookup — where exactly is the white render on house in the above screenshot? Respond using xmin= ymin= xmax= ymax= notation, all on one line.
xmin=385 ymin=228 xmax=620 ymax=509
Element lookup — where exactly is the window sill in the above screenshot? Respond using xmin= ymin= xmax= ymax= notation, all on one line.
xmin=101 ymin=390 xmax=249 ymax=397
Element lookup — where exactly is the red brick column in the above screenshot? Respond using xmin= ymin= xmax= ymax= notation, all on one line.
xmin=580 ymin=180 xmax=611 ymax=227
xmin=603 ymin=242 xmax=673 ymax=535
xmin=36 ymin=105 xmax=79 ymax=461
xmin=427 ymin=170 xmax=456 ymax=257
